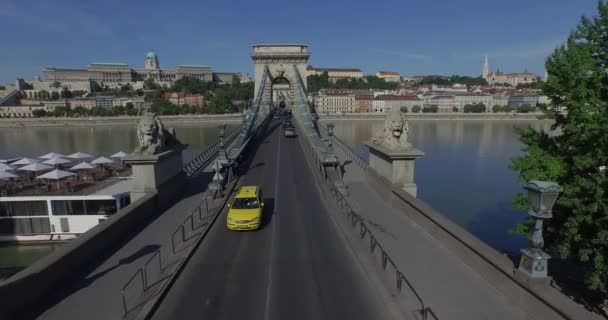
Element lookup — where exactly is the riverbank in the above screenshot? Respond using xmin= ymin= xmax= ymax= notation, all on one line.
xmin=0 ymin=114 xmax=243 ymax=127
xmin=319 ymin=112 xmax=544 ymax=121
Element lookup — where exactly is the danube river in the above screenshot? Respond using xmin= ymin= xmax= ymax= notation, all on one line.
xmin=0 ymin=120 xmax=550 ymax=277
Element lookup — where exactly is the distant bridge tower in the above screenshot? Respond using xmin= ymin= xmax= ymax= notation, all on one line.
xmin=482 ymin=55 xmax=489 ymax=79
xmin=251 ymin=44 xmax=311 ymax=97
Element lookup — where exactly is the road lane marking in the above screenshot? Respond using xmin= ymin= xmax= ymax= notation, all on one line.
xmin=264 ymin=126 xmax=281 ymax=320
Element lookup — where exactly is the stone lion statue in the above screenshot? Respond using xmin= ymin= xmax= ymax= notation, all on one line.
xmin=372 ymin=109 xmax=411 ymax=149
xmin=134 ymin=113 xmax=181 ymax=155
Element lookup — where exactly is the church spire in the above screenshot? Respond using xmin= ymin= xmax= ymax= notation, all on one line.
xmin=482 ymin=55 xmax=489 ymax=79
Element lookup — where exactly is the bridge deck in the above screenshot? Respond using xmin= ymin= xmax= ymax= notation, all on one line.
xmin=150 ymin=121 xmax=392 ymax=320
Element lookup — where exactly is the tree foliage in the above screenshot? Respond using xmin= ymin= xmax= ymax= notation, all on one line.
xmin=422 ymin=105 xmax=438 ymax=113
xmin=510 ymin=2 xmax=608 ymax=295
xmin=516 ymin=103 xmax=536 ymax=113
xmin=417 ymin=75 xmax=488 ymax=87
xmin=492 ymin=105 xmax=511 ymax=113
xmin=411 ymin=105 xmax=421 ymax=113
xmin=463 ymin=103 xmax=486 ymax=113
xmin=306 ymin=72 xmax=398 ymax=92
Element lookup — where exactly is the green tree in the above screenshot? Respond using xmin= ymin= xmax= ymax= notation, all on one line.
xmin=422 ymin=105 xmax=438 ymax=113
xmin=32 ymin=109 xmax=48 ymax=118
xmin=125 ymin=102 xmax=137 ymax=116
xmin=72 ymin=106 xmax=88 ymax=117
xmin=411 ymin=105 xmax=421 ymax=113
xmin=510 ymin=2 xmax=608 ymax=296
xmin=37 ymin=90 xmax=50 ymax=100
xmin=400 ymin=106 xmax=408 ymax=113
xmin=452 ymin=106 xmax=459 ymax=112
xmin=516 ymin=103 xmax=535 ymax=113
xmin=463 ymin=103 xmax=486 ymax=113
xmin=143 ymin=78 xmax=161 ymax=91
xmin=51 ymin=92 xmax=60 ymax=100
xmin=60 ymin=87 xmax=72 ymax=99
xmin=90 ymin=81 xmax=102 ymax=92
xmin=51 ymin=81 xmax=62 ymax=89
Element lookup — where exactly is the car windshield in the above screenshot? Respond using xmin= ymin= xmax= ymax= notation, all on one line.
xmin=232 ymin=197 xmax=259 ymax=209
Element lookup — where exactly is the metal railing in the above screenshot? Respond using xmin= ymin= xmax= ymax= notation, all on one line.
xmin=121 ymin=193 xmax=222 ymax=317
xmin=327 ymin=182 xmax=437 ymax=320
xmin=318 ymin=125 xmax=369 ymax=170
xmin=183 ymin=124 xmax=243 ymax=176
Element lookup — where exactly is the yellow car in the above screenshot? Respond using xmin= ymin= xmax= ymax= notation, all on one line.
xmin=227 ymin=185 xmax=264 ymax=231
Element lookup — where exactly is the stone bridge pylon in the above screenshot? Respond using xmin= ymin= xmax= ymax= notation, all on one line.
xmin=251 ymin=44 xmax=311 ymax=103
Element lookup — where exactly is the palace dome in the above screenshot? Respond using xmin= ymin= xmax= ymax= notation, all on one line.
xmin=146 ymin=51 xmax=157 ymax=59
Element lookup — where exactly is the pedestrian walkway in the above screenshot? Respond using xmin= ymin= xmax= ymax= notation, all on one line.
xmin=329 ymin=141 xmax=527 ymax=320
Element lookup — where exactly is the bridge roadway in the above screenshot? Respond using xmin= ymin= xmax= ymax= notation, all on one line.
xmin=150 ymin=120 xmax=392 ymax=319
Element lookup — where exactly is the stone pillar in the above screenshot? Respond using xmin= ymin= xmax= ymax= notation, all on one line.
xmin=364 ymin=142 xmax=424 ymax=197
xmin=124 ymin=145 xmax=186 ymax=203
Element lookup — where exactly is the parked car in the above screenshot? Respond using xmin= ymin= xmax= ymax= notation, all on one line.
xmin=282 ymin=120 xmax=293 ymax=128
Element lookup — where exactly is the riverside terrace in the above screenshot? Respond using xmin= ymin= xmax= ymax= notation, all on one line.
xmin=0 ymin=153 xmax=130 ymax=197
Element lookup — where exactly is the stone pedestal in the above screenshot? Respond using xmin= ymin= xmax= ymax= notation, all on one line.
xmin=124 ymin=145 xmax=186 ymax=203
xmin=517 ymin=248 xmax=551 ymax=284
xmin=365 ymin=142 xmax=424 ymax=197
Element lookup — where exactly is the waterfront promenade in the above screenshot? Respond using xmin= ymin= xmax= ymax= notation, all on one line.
xmin=0 ymin=114 xmax=243 ymax=127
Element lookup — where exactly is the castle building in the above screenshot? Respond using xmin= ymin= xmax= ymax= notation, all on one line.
xmin=43 ymin=51 xmax=213 ymax=86
xmin=482 ymin=55 xmax=540 ymax=87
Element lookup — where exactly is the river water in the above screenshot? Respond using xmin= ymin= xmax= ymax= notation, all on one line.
xmin=0 ymin=120 xmax=549 ymax=277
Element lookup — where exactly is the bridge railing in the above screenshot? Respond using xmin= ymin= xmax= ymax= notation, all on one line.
xmin=317 ymin=124 xmax=369 ymax=170
xmin=183 ymin=124 xmax=243 ymax=176
xmin=121 ymin=191 xmax=224 ymax=318
xmin=327 ymin=183 xmax=438 ymax=320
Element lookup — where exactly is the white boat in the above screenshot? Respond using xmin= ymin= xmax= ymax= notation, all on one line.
xmin=0 ymin=178 xmax=131 ymax=242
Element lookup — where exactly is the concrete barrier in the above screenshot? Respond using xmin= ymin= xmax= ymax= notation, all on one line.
xmin=390 ymin=185 xmax=601 ymax=320
xmin=0 ymin=192 xmax=160 ymax=318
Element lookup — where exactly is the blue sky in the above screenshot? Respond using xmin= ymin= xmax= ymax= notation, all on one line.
xmin=0 ymin=0 xmax=599 ymax=84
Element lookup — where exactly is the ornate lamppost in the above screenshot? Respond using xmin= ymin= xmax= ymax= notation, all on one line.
xmin=518 ymin=180 xmax=562 ymax=281
xmin=326 ymin=122 xmax=335 ymax=151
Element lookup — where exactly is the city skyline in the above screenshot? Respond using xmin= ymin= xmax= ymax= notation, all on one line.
xmin=0 ymin=0 xmax=599 ymax=84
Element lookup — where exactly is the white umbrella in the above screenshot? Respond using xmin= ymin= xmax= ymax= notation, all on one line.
xmin=1 ymin=158 xmax=21 ymax=164
xmin=91 ymin=156 xmax=114 ymax=165
xmin=110 ymin=151 xmax=128 ymax=159
xmin=67 ymin=152 xmax=94 ymax=159
xmin=42 ymin=157 xmax=72 ymax=166
xmin=0 ymin=171 xmax=18 ymax=179
xmin=0 ymin=163 xmax=14 ymax=171
xmin=39 ymin=152 xmax=66 ymax=159
xmin=36 ymin=169 xmax=76 ymax=190
xmin=37 ymin=169 xmax=76 ymax=180
xmin=18 ymin=163 xmax=53 ymax=172
xmin=70 ymin=162 xmax=97 ymax=170
xmin=11 ymin=157 xmax=39 ymax=166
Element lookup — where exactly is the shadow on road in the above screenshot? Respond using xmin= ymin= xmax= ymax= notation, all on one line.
xmin=260 ymin=198 xmax=275 ymax=229
xmin=21 ymin=244 xmax=161 ymax=319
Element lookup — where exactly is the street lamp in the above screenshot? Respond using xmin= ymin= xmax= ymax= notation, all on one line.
xmin=518 ymin=180 xmax=562 ymax=281
xmin=326 ymin=122 xmax=335 ymax=149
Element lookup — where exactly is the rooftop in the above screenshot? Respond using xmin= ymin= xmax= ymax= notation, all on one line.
xmin=177 ymin=65 xmax=211 ymax=69
xmin=378 ymin=71 xmax=400 ymax=76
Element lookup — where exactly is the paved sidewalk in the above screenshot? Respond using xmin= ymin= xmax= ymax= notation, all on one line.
xmin=26 ymin=173 xmax=219 ymax=320
xmin=330 ymin=143 xmax=527 ymax=320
